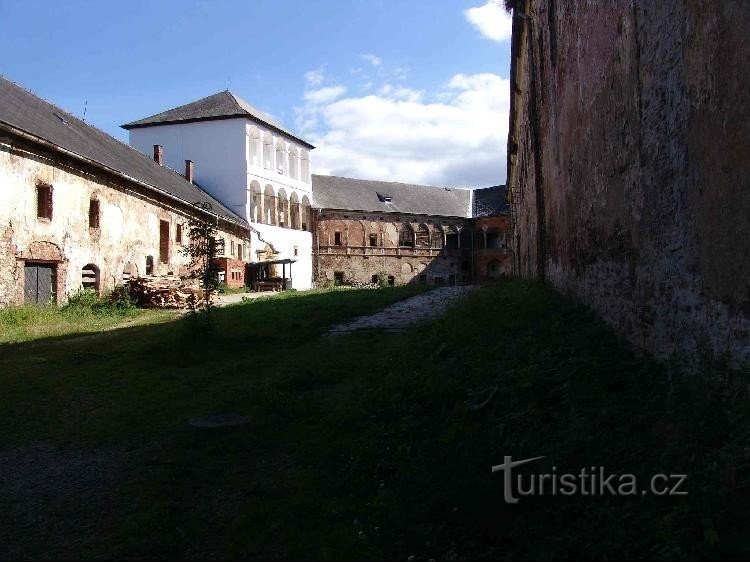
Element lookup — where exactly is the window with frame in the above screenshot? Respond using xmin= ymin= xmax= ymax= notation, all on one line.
xmin=369 ymin=234 xmax=378 ymax=247
xmin=88 ymin=199 xmax=100 ymax=229
xmin=334 ymin=231 xmax=342 ymax=246
xmin=237 ymin=244 xmax=244 ymax=261
xmin=36 ymin=184 xmax=53 ymax=220
xmin=176 ymin=223 xmax=183 ymax=244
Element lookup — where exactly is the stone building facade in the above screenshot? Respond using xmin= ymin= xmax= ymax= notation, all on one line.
xmin=0 ymin=77 xmax=250 ymax=306
xmin=506 ymin=1 xmax=750 ymax=369
xmin=312 ymin=175 xmax=511 ymax=286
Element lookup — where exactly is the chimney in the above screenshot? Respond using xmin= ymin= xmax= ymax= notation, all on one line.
xmin=153 ymin=145 xmax=163 ymax=166
xmin=185 ymin=160 xmax=194 ymax=183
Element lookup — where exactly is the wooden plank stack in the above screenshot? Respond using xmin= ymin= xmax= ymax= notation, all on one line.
xmin=128 ymin=276 xmax=205 ymax=309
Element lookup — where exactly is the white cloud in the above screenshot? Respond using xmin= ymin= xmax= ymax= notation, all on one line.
xmin=465 ymin=0 xmax=513 ymax=42
xmin=298 ymin=71 xmax=509 ymax=187
xmin=361 ymin=53 xmax=382 ymax=66
xmin=304 ymin=85 xmax=347 ymax=105
xmin=304 ymin=68 xmax=325 ymax=87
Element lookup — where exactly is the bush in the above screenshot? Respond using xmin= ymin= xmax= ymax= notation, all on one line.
xmin=63 ymin=288 xmax=137 ymax=316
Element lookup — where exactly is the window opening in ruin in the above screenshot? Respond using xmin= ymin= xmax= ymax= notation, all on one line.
xmin=37 ymin=184 xmax=53 ymax=219
xmin=88 ymin=199 xmax=100 ymax=229
xmin=159 ymin=220 xmax=169 ymax=263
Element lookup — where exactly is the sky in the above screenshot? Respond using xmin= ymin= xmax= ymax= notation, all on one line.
xmin=0 ymin=0 xmax=512 ymax=187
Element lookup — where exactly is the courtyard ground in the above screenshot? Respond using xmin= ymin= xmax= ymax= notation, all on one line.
xmin=0 ymin=281 xmax=747 ymax=560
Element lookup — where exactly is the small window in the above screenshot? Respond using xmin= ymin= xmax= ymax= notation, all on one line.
xmin=369 ymin=234 xmax=377 ymax=247
xmin=387 ymin=275 xmax=395 ymax=286
xmin=146 ymin=255 xmax=154 ymax=275
xmin=231 ymin=240 xmax=235 ymax=257
xmin=176 ymin=223 xmax=183 ymax=244
xmin=37 ymin=184 xmax=53 ymax=220
xmin=159 ymin=221 xmax=170 ymax=263
xmin=334 ymin=232 xmax=342 ymax=246
xmin=371 ymin=274 xmax=378 ymax=284
xmin=88 ymin=199 xmax=100 ymax=229
xmin=334 ymin=271 xmax=344 ymax=285
xmin=81 ymin=264 xmax=99 ymax=293
xmin=237 ymin=244 xmax=244 ymax=261
xmin=294 ymin=246 xmax=299 ymax=257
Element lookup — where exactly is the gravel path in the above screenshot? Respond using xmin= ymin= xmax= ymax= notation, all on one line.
xmin=328 ymin=286 xmax=476 ymax=335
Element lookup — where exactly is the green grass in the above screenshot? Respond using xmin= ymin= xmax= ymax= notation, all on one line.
xmin=0 ymin=301 xmax=176 ymax=344
xmin=0 ymin=281 xmax=747 ymax=560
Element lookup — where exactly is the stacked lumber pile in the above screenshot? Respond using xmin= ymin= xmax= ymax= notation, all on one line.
xmin=128 ymin=276 xmax=205 ymax=309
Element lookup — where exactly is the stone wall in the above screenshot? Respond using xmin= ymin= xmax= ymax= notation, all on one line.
xmin=314 ymin=210 xmax=513 ymax=286
xmin=0 ymin=134 xmax=249 ymax=306
xmin=508 ymin=0 xmax=750 ymax=370
xmin=315 ymin=210 xmax=474 ymax=286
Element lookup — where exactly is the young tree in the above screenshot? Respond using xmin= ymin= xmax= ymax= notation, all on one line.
xmin=183 ymin=202 xmax=223 ymax=311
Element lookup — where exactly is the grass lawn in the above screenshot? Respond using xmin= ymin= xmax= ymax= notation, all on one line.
xmin=0 ymin=281 xmax=747 ymax=560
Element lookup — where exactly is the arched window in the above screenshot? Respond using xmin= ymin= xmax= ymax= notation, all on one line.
xmin=264 ymin=185 xmax=276 ymax=225
xmin=445 ymin=226 xmax=459 ymax=249
xmin=263 ymin=135 xmax=273 ymax=169
xmin=277 ymin=189 xmax=289 ymax=228
xmin=399 ymin=223 xmax=414 ymax=247
xmin=301 ymin=196 xmax=311 ymax=231
xmin=300 ymin=150 xmax=310 ymax=183
xmin=248 ymin=126 xmax=261 ymax=166
xmin=288 ymin=147 xmax=299 ymax=180
xmin=289 ymin=192 xmax=300 ymax=229
xmin=81 ymin=263 xmax=99 ymax=293
xmin=275 ymin=141 xmax=287 ymax=175
xmin=250 ymin=181 xmax=262 ymax=223
xmin=415 ymin=224 xmax=430 ymax=247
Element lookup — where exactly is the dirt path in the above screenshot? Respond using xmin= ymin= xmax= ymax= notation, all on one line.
xmin=327 ymin=286 xmax=475 ymax=335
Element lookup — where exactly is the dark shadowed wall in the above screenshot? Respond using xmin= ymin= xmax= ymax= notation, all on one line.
xmin=507 ymin=0 xmax=750 ymax=370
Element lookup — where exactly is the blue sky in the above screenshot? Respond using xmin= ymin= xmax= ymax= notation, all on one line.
xmin=0 ymin=0 xmax=512 ymax=186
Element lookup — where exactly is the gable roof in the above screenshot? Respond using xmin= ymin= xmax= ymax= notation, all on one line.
xmin=312 ymin=174 xmax=473 ymax=218
xmin=0 ymin=76 xmax=248 ymax=227
xmin=122 ymin=90 xmax=314 ymax=149
xmin=473 ymin=185 xmax=510 ymax=217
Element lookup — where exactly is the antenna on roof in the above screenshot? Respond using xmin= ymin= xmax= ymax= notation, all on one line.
xmin=82 ymin=99 xmax=88 ymax=122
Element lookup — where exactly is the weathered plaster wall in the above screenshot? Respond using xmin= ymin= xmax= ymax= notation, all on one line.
xmin=509 ymin=0 xmax=750 ymax=369
xmin=0 ymin=136 xmax=248 ymax=306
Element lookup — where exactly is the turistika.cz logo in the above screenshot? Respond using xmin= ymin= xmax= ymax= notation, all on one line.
xmin=491 ymin=456 xmax=688 ymax=504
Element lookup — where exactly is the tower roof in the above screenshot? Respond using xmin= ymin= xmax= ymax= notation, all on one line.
xmin=122 ymin=90 xmax=314 ymax=148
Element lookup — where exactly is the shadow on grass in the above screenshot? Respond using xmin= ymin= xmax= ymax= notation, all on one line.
xmin=0 ymin=280 xmax=748 ymax=560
